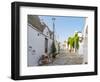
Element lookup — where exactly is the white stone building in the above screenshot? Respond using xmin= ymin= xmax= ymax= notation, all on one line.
xmin=28 ymin=15 xmax=53 ymax=66
xmin=78 ymin=18 xmax=88 ymax=64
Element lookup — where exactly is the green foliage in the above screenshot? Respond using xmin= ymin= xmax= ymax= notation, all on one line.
xmin=51 ymin=41 xmax=57 ymax=58
xmin=74 ymin=33 xmax=79 ymax=49
xmin=68 ymin=37 xmax=74 ymax=49
xmin=51 ymin=41 xmax=56 ymax=53
xmin=68 ymin=32 xmax=79 ymax=50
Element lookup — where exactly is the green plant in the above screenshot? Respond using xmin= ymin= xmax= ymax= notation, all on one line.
xmin=68 ymin=32 xmax=79 ymax=52
xmin=68 ymin=37 xmax=74 ymax=49
xmin=74 ymin=33 xmax=79 ymax=49
xmin=51 ymin=41 xmax=57 ymax=58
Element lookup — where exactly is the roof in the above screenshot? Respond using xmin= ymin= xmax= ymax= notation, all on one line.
xmin=28 ymin=15 xmax=53 ymax=36
xmin=28 ymin=15 xmax=45 ymax=32
xmin=42 ymin=23 xmax=53 ymax=35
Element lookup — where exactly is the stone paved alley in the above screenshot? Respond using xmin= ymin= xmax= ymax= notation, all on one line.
xmin=47 ymin=49 xmax=84 ymax=66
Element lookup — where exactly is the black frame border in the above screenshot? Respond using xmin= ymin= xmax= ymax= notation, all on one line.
xmin=11 ymin=1 xmax=98 ymax=80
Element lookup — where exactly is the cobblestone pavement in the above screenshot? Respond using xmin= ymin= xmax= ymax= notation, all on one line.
xmin=47 ymin=49 xmax=84 ymax=66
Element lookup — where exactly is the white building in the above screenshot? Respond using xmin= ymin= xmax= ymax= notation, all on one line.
xmin=78 ymin=18 xmax=88 ymax=64
xmin=28 ymin=15 xmax=53 ymax=66
xmin=82 ymin=18 xmax=88 ymax=64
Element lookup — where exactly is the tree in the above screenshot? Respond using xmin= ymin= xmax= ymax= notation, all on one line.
xmin=68 ymin=37 xmax=74 ymax=49
xmin=74 ymin=33 xmax=79 ymax=50
xmin=68 ymin=32 xmax=79 ymax=53
xmin=51 ymin=41 xmax=57 ymax=58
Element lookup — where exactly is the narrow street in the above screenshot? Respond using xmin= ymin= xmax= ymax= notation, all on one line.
xmin=28 ymin=15 xmax=87 ymax=67
xmin=47 ymin=49 xmax=84 ymax=66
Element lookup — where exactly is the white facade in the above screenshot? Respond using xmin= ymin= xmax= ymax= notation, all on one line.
xmin=78 ymin=18 xmax=88 ymax=64
xmin=82 ymin=26 xmax=88 ymax=63
xmin=28 ymin=24 xmax=53 ymax=66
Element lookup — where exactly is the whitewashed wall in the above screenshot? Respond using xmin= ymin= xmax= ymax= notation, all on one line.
xmin=78 ymin=18 xmax=88 ymax=64
xmin=28 ymin=25 xmax=44 ymax=66
xmin=28 ymin=24 xmax=53 ymax=66
xmin=43 ymin=26 xmax=53 ymax=53
xmin=48 ymin=38 xmax=53 ymax=53
xmin=82 ymin=18 xmax=88 ymax=64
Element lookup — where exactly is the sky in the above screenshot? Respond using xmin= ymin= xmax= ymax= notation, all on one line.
xmin=39 ymin=15 xmax=86 ymax=43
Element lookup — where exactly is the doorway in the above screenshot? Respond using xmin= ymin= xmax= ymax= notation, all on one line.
xmin=45 ymin=38 xmax=48 ymax=53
